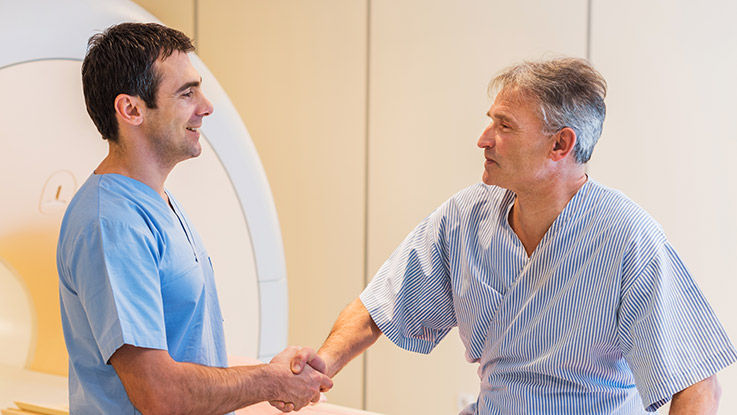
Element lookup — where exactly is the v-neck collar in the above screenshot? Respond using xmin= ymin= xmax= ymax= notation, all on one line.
xmin=165 ymin=189 xmax=200 ymax=263
xmin=500 ymin=178 xmax=593 ymax=261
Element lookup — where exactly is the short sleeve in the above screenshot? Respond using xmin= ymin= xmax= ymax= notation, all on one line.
xmin=67 ymin=217 xmax=168 ymax=363
xmin=360 ymin=202 xmax=457 ymax=354
xmin=617 ymin=241 xmax=737 ymax=412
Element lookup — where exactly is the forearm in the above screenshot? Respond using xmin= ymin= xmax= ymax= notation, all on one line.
xmin=318 ymin=297 xmax=382 ymax=378
xmin=161 ymin=362 xmax=280 ymax=415
xmin=111 ymin=345 xmax=284 ymax=415
xmin=669 ymin=375 xmax=721 ymax=415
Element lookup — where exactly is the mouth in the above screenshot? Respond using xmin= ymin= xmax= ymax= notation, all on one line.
xmin=185 ymin=126 xmax=199 ymax=132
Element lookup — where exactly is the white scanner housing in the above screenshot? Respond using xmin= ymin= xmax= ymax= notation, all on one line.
xmin=0 ymin=0 xmax=288 ymax=406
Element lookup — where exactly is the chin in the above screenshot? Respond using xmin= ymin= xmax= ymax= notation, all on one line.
xmin=189 ymin=142 xmax=203 ymax=158
xmin=482 ymin=172 xmax=510 ymax=190
xmin=175 ymin=147 xmax=202 ymax=164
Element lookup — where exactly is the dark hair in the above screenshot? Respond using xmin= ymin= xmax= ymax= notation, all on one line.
xmin=81 ymin=22 xmax=194 ymax=141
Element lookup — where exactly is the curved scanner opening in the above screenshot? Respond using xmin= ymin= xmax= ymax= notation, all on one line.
xmin=0 ymin=59 xmax=261 ymax=376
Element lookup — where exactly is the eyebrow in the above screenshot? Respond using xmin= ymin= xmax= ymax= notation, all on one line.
xmin=487 ymin=111 xmax=516 ymax=126
xmin=175 ymin=77 xmax=202 ymax=94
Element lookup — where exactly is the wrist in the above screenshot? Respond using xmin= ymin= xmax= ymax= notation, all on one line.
xmin=317 ymin=350 xmax=338 ymax=378
xmin=257 ymin=363 xmax=285 ymax=402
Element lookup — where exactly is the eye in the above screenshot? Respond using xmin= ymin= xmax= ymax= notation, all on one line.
xmin=182 ymin=89 xmax=193 ymax=98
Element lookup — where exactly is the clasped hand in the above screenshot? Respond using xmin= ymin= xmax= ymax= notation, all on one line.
xmin=268 ymin=346 xmax=332 ymax=412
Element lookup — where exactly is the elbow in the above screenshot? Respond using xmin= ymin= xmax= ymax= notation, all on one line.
xmin=701 ymin=375 xmax=722 ymax=412
xmin=110 ymin=346 xmax=190 ymax=415
xmin=710 ymin=378 xmax=722 ymax=409
xmin=130 ymin=383 xmax=188 ymax=415
xmin=671 ymin=375 xmax=722 ymax=414
xmin=136 ymin=403 xmax=168 ymax=415
xmin=136 ymin=399 xmax=188 ymax=415
xmin=130 ymin=391 xmax=168 ymax=415
xmin=368 ymin=317 xmax=382 ymax=343
xmin=357 ymin=298 xmax=382 ymax=343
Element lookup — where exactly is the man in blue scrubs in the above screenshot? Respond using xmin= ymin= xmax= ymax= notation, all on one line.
xmin=287 ymin=58 xmax=736 ymax=414
xmin=57 ymin=23 xmax=331 ymax=414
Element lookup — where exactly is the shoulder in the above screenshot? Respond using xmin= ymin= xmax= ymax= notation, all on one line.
xmin=407 ymin=183 xmax=509 ymax=246
xmin=585 ymin=180 xmax=664 ymax=237
xmin=399 ymin=183 xmax=506 ymax=243
xmin=585 ymin=179 xmax=668 ymax=274
xmin=59 ymin=175 xmax=166 ymax=252
xmin=441 ymin=183 xmax=508 ymax=218
xmin=96 ymin=174 xmax=164 ymax=216
xmin=451 ymin=182 xmax=507 ymax=205
xmin=59 ymin=175 xmax=104 ymax=241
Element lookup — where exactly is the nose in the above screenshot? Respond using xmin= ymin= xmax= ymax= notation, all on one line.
xmin=477 ymin=123 xmax=494 ymax=149
xmin=198 ymin=93 xmax=214 ymax=117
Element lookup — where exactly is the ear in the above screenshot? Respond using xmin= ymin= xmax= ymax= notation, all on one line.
xmin=550 ymin=127 xmax=576 ymax=161
xmin=113 ymin=94 xmax=144 ymax=128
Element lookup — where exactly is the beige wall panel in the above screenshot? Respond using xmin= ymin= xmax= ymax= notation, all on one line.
xmin=366 ymin=1 xmax=587 ymax=413
xmin=589 ymin=1 xmax=737 ymax=412
xmin=198 ymin=0 xmax=368 ymax=407
xmin=133 ymin=0 xmax=195 ymax=40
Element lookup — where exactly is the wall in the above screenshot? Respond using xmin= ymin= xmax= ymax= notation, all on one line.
xmin=195 ymin=0 xmax=368 ymax=405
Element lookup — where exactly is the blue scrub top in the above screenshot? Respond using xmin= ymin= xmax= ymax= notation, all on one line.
xmin=57 ymin=173 xmax=228 ymax=414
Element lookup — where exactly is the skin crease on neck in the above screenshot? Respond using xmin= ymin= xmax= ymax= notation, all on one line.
xmin=94 ymin=50 xmax=214 ymax=202
xmin=477 ymin=87 xmax=588 ymax=257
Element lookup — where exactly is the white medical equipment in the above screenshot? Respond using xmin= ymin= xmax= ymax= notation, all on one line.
xmin=0 ymin=0 xmax=287 ymax=407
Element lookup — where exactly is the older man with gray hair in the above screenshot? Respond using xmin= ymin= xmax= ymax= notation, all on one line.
xmin=283 ymin=58 xmax=736 ymax=414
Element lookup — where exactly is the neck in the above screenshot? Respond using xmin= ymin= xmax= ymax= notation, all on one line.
xmin=94 ymin=138 xmax=174 ymax=200
xmin=509 ymin=168 xmax=588 ymax=256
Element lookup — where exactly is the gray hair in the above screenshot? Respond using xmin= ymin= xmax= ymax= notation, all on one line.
xmin=489 ymin=58 xmax=607 ymax=163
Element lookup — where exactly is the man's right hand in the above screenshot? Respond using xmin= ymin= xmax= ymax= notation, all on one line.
xmin=270 ymin=299 xmax=382 ymax=412
xmin=268 ymin=346 xmax=333 ymax=412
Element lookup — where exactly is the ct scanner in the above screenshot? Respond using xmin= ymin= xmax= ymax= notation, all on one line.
xmin=0 ymin=0 xmax=292 ymax=410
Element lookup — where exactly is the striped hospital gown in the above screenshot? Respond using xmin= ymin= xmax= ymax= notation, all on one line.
xmin=360 ymin=179 xmax=736 ymax=414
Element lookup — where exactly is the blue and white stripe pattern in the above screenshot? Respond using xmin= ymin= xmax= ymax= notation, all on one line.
xmin=360 ymin=178 xmax=736 ymax=414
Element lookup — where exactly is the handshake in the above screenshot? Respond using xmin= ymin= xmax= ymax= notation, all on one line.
xmin=266 ymin=346 xmax=334 ymax=412
xmin=254 ymin=299 xmax=380 ymax=413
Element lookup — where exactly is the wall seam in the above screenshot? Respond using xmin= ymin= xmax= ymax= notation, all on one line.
xmin=361 ymin=0 xmax=372 ymax=411
xmin=584 ymin=0 xmax=592 ymax=176
xmin=193 ymin=0 xmax=199 ymax=51
xmin=586 ymin=0 xmax=592 ymax=60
